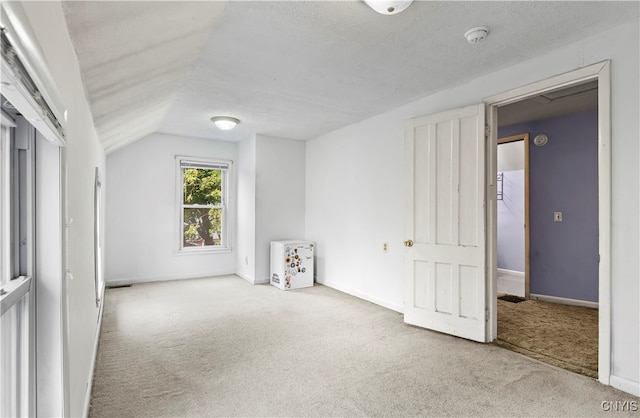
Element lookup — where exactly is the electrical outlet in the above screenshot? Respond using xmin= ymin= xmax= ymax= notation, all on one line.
xmin=554 ymin=211 xmax=563 ymax=222
xmin=383 ymin=242 xmax=388 ymax=253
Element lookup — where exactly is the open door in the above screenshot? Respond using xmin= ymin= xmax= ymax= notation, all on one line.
xmin=404 ymin=104 xmax=487 ymax=343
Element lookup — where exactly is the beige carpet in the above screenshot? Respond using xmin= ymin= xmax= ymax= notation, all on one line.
xmin=89 ymin=276 xmax=636 ymax=417
xmin=496 ymin=297 xmax=598 ymax=379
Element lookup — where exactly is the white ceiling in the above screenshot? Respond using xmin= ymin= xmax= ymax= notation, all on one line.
xmin=62 ymin=1 xmax=639 ymax=153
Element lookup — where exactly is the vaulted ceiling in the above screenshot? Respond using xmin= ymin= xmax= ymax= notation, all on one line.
xmin=62 ymin=1 xmax=639 ymax=153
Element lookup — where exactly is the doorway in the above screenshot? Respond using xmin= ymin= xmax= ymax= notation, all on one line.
xmin=496 ymin=133 xmax=529 ymax=299
xmin=485 ymin=61 xmax=611 ymax=384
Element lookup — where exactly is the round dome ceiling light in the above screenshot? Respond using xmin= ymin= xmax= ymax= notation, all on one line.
xmin=464 ymin=26 xmax=490 ymax=44
xmin=211 ymin=116 xmax=240 ymax=131
xmin=363 ymin=0 xmax=414 ymax=15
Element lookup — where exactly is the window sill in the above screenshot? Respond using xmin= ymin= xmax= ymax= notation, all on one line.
xmin=175 ymin=247 xmax=232 ymax=256
xmin=1 ymin=276 xmax=32 ymax=316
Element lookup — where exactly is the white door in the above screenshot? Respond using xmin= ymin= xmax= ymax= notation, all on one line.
xmin=404 ymin=104 xmax=487 ymax=342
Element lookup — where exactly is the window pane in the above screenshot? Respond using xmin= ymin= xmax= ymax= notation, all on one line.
xmin=183 ymin=207 xmax=222 ymax=247
xmin=182 ymin=168 xmax=222 ymax=205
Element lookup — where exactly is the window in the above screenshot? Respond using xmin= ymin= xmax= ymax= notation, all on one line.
xmin=1 ymin=108 xmax=35 ymax=418
xmin=178 ymin=157 xmax=230 ymax=251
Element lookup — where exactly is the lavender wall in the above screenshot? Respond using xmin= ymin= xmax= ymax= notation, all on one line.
xmin=499 ymin=109 xmax=598 ymax=302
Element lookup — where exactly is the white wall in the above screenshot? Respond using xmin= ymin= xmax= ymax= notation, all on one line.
xmin=236 ymin=135 xmax=257 ymax=282
xmin=235 ymin=134 xmax=306 ymax=283
xmin=35 ymin=133 xmax=63 ymax=417
xmin=306 ymin=20 xmax=639 ymax=392
xmin=22 ymin=2 xmax=107 ymax=416
xmin=255 ymin=135 xmax=306 ymax=283
xmin=497 ymin=141 xmax=524 ymax=172
xmin=306 ymin=118 xmax=405 ymax=312
xmin=106 ymin=133 xmax=237 ymax=285
xmin=497 ymin=141 xmax=525 ymax=272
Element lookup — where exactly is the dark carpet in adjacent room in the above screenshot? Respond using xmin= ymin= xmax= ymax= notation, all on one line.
xmin=496 ymin=296 xmax=598 ymax=378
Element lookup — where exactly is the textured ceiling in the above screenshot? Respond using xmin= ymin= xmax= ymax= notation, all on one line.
xmin=62 ymin=1 xmax=639 ymax=153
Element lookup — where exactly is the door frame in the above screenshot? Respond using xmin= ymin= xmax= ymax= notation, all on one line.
xmin=484 ymin=60 xmax=611 ymax=384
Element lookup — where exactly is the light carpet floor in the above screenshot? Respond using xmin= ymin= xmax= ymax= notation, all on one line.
xmin=496 ymin=297 xmax=598 ymax=378
xmin=89 ymin=275 xmax=637 ymax=417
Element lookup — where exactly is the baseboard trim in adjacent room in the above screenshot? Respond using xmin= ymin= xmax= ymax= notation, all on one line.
xmin=106 ymin=272 xmax=234 ymax=287
xmin=529 ymin=293 xmax=599 ymax=309
xmin=610 ymin=375 xmax=640 ymax=397
xmin=318 ymin=279 xmax=403 ymax=313
xmin=497 ymin=269 xmax=525 ymax=296
xmin=497 ymin=268 xmax=525 ymax=278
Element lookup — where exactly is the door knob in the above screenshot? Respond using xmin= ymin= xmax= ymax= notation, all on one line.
xmin=404 ymin=239 xmax=414 ymax=247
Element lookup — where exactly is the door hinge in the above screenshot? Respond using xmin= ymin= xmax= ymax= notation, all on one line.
xmin=485 ymin=307 xmax=490 ymax=321
xmin=485 ymin=125 xmax=490 ymax=138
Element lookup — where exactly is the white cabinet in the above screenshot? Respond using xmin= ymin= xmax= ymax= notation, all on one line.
xmin=270 ymin=240 xmax=314 ymax=290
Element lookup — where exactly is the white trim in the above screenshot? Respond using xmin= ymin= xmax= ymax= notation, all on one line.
xmin=497 ymin=268 xmax=524 ymax=278
xmin=235 ymin=272 xmax=269 ymax=285
xmin=174 ymin=247 xmax=232 ymax=256
xmin=319 ymin=278 xmax=404 ymax=313
xmin=0 ymin=276 xmax=31 ymax=316
xmin=82 ymin=282 xmax=105 ymax=418
xmin=595 ymin=61 xmax=612 ymax=386
xmin=497 ymin=269 xmax=525 ymax=297
xmin=254 ymin=277 xmax=270 ymax=285
xmin=176 ymin=156 xmax=231 ymax=252
xmin=484 ymin=60 xmax=611 ymax=385
xmin=1 ymin=110 xmax=16 ymax=128
xmin=610 ymin=375 xmax=640 ymax=397
xmin=105 ymin=272 xmax=234 ymax=287
xmin=0 ymin=2 xmax=67 ymax=125
xmin=529 ymin=293 xmax=599 ymax=309
xmin=235 ymin=272 xmax=255 ymax=284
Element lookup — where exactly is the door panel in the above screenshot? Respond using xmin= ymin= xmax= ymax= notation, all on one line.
xmin=404 ymin=104 xmax=487 ymax=342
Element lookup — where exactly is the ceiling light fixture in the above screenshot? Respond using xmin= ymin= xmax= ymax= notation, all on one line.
xmin=211 ymin=116 xmax=240 ymax=131
xmin=363 ymin=0 xmax=414 ymax=15
xmin=464 ymin=26 xmax=490 ymax=44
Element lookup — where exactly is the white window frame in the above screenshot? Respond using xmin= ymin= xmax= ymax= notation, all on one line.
xmin=1 ymin=112 xmax=36 ymax=418
xmin=176 ymin=156 xmax=231 ymax=253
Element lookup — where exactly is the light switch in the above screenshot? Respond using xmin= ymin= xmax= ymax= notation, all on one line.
xmin=554 ymin=211 xmax=563 ymax=222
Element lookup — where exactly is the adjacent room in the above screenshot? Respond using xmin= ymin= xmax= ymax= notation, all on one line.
xmin=494 ymin=82 xmax=600 ymax=378
xmin=1 ymin=1 xmax=638 ymax=417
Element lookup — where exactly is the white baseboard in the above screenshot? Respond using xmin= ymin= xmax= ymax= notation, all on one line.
xmin=105 ymin=271 xmax=234 ymax=287
xmin=235 ymin=272 xmax=255 ymax=284
xmin=529 ymin=293 xmax=599 ymax=309
xmin=254 ymin=277 xmax=270 ymax=285
xmin=497 ymin=268 xmax=524 ymax=278
xmin=83 ymin=283 xmax=105 ymax=418
xmin=610 ymin=375 xmax=640 ymax=397
xmin=235 ymin=272 xmax=269 ymax=285
xmin=497 ymin=269 xmax=525 ymax=297
xmin=318 ymin=278 xmax=403 ymax=313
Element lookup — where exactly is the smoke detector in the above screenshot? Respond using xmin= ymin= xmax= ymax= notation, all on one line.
xmin=533 ymin=134 xmax=549 ymax=147
xmin=464 ymin=26 xmax=490 ymax=44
